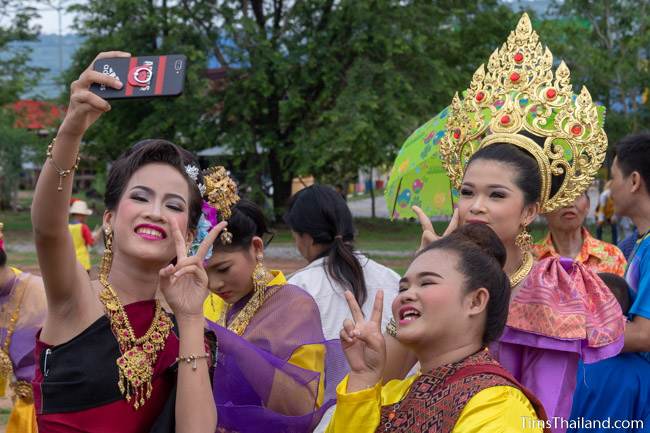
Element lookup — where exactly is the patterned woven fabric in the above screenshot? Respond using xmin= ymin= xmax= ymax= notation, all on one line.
xmin=375 ymin=350 xmax=547 ymax=433
xmin=508 ymin=257 xmax=624 ymax=347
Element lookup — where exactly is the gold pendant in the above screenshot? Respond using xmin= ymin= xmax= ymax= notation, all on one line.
xmin=116 ymin=347 xmax=154 ymax=410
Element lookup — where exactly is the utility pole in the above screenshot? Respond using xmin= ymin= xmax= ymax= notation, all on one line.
xmin=39 ymin=0 xmax=74 ymax=90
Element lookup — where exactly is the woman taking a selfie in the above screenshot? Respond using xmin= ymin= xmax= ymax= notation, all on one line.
xmin=31 ymin=52 xmax=217 ymax=433
xmin=326 ymin=224 xmax=548 ymax=433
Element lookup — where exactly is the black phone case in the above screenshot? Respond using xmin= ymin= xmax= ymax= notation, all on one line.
xmin=90 ymin=54 xmax=187 ymax=99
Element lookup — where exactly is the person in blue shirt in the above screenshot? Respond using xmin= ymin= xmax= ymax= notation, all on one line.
xmin=569 ymin=273 xmax=650 ymax=433
xmin=619 ymin=228 xmax=640 ymax=261
xmin=609 ymin=132 xmax=650 ymax=356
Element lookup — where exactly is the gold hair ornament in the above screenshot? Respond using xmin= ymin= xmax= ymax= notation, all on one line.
xmin=203 ymin=166 xmax=240 ymax=245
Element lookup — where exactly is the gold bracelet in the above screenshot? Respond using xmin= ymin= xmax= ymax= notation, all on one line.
xmin=46 ymin=138 xmax=81 ymax=191
xmin=386 ymin=318 xmax=398 ymax=338
xmin=176 ymin=352 xmax=210 ymax=371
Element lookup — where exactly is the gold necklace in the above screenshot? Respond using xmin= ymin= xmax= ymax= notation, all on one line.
xmin=99 ymin=278 xmax=173 ymax=410
xmin=0 ymin=277 xmax=24 ymax=384
xmin=509 ymin=251 xmax=534 ymax=288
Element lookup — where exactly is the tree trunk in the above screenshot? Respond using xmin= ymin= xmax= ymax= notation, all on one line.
xmin=369 ymin=170 xmax=376 ymax=219
xmin=268 ymin=148 xmax=293 ymax=221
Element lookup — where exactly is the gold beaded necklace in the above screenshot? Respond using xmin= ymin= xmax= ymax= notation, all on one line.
xmin=509 ymin=251 xmax=533 ymax=288
xmin=98 ymin=229 xmax=173 ymax=410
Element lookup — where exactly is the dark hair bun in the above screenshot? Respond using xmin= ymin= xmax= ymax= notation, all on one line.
xmin=451 ymin=224 xmax=506 ymax=268
xmin=216 ymin=198 xmax=273 ymax=249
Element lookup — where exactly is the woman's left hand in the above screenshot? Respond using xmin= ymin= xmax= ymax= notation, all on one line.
xmin=159 ymin=219 xmax=227 ymax=320
xmin=413 ymin=205 xmax=459 ymax=252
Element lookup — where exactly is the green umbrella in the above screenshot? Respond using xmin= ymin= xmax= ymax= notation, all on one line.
xmin=384 ymin=106 xmax=456 ymax=220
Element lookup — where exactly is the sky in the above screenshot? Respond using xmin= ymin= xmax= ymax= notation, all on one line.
xmin=31 ymin=1 xmax=79 ymax=35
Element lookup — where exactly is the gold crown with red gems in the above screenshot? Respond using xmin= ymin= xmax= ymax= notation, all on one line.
xmin=439 ymin=13 xmax=607 ymax=213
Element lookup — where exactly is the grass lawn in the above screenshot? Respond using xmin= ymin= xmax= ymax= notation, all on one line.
xmin=1 ymin=209 xmax=616 ymax=276
xmin=0 ymin=407 xmax=9 ymax=426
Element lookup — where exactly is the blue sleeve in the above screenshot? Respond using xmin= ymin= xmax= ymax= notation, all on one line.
xmin=630 ymin=246 xmax=650 ymax=319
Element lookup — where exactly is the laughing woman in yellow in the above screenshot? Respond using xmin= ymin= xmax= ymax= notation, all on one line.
xmin=327 ymin=224 xmax=548 ymax=433
xmin=196 ymin=167 xmax=345 ymax=433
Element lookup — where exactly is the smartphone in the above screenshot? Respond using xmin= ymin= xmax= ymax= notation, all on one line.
xmin=90 ymin=54 xmax=187 ymax=99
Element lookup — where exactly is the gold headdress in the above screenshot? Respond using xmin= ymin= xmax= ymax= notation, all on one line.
xmin=203 ymin=166 xmax=240 ymax=244
xmin=439 ymin=13 xmax=607 ymax=213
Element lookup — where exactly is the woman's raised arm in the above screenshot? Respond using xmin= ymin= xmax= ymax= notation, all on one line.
xmin=31 ymin=52 xmax=128 ymax=316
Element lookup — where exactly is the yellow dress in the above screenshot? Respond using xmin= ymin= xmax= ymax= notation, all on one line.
xmin=68 ymin=223 xmax=91 ymax=271
xmin=325 ymin=374 xmax=544 ymax=433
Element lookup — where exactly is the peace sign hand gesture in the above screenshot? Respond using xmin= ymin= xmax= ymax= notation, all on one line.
xmin=159 ymin=219 xmax=227 ymax=321
xmin=412 ymin=205 xmax=459 ymax=252
xmin=341 ymin=290 xmax=386 ymax=392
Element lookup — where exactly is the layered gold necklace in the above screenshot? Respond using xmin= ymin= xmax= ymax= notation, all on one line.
xmin=99 ymin=279 xmax=172 ymax=409
xmin=509 ymin=251 xmax=533 ymax=288
xmin=98 ymin=231 xmax=173 ymax=410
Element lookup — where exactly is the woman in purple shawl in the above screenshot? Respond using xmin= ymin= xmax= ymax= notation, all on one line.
xmin=193 ymin=167 xmax=345 ymax=433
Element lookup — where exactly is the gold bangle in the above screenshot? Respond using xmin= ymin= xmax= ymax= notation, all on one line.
xmin=176 ymin=353 xmax=210 ymax=371
xmin=46 ymin=138 xmax=81 ymax=191
xmin=386 ymin=318 xmax=398 ymax=338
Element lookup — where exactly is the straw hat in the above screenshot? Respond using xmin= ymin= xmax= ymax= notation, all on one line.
xmin=69 ymin=200 xmax=93 ymax=216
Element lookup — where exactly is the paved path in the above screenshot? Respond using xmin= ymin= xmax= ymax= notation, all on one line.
xmin=347 ymin=195 xmax=389 ymax=218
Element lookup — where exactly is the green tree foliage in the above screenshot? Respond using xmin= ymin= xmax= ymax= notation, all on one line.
xmin=64 ymin=0 xmax=217 ymax=160
xmin=66 ymin=0 xmax=519 ymax=216
xmin=0 ymin=1 xmax=42 ymax=209
xmin=183 ymin=0 xmax=518 ymax=216
xmin=0 ymin=0 xmax=41 ymax=104
xmin=539 ymin=0 xmax=650 ymax=146
xmin=0 ymin=112 xmax=38 ymax=209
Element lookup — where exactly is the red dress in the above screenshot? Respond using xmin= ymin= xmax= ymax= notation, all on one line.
xmin=32 ymin=301 xmax=180 ymax=433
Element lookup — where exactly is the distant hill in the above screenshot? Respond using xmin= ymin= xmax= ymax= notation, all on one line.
xmin=14 ymin=33 xmax=84 ymax=100
xmin=505 ymin=0 xmax=553 ymax=16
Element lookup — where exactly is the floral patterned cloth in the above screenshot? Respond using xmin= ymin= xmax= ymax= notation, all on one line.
xmin=532 ymin=228 xmax=627 ymax=276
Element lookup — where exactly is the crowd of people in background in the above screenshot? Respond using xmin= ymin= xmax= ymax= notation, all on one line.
xmin=0 ymin=12 xmax=650 ymax=433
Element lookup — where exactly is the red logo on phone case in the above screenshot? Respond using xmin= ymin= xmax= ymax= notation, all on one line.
xmin=128 ymin=61 xmax=154 ymax=88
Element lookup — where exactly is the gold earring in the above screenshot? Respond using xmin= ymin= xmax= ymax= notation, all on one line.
xmin=100 ymin=226 xmax=113 ymax=283
xmin=252 ymin=255 xmax=268 ymax=293
xmin=515 ymin=225 xmax=532 ymax=253
xmin=210 ymin=293 xmax=217 ymax=313
xmin=220 ymin=229 xmax=233 ymax=245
